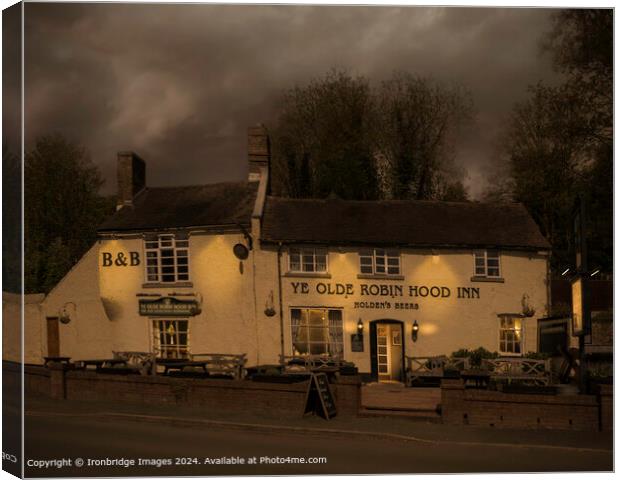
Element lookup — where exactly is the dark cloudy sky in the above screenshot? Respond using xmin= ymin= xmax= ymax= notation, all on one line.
xmin=21 ymin=3 xmax=562 ymax=198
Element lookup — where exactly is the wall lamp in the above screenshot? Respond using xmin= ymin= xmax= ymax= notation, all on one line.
xmin=412 ymin=320 xmax=419 ymax=342
xmin=356 ymin=318 xmax=364 ymax=338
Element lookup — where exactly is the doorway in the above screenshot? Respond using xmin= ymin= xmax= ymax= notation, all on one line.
xmin=370 ymin=320 xmax=405 ymax=382
xmin=46 ymin=317 xmax=60 ymax=357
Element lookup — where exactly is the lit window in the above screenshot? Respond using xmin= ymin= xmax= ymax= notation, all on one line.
xmin=153 ymin=319 xmax=189 ymax=359
xmin=474 ymin=250 xmax=500 ymax=278
xmin=289 ymin=247 xmax=328 ymax=273
xmin=144 ymin=233 xmax=189 ymax=283
xmin=499 ymin=316 xmax=522 ymax=355
xmin=359 ymin=249 xmax=400 ymax=275
xmin=290 ymin=308 xmax=343 ymax=357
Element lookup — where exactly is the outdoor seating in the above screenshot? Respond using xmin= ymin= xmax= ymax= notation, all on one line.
xmin=279 ymin=354 xmax=344 ymax=374
xmin=481 ymin=357 xmax=551 ymax=386
xmin=157 ymin=353 xmax=247 ymax=379
xmin=405 ymin=356 xmax=470 ymax=386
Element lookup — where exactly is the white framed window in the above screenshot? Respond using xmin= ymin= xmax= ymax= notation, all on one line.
xmin=144 ymin=233 xmax=189 ymax=283
xmin=359 ymin=248 xmax=401 ymax=275
xmin=152 ymin=318 xmax=189 ymax=359
xmin=474 ymin=250 xmax=501 ymax=278
xmin=288 ymin=247 xmax=328 ymax=273
xmin=499 ymin=315 xmax=523 ymax=355
xmin=290 ymin=308 xmax=343 ymax=357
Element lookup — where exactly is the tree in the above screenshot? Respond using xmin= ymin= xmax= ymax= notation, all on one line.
xmin=500 ymin=83 xmax=591 ymax=271
xmin=3 ymin=143 xmax=22 ymax=293
xmin=24 ymin=135 xmax=114 ymax=293
xmin=270 ymin=71 xmax=379 ymax=200
xmin=376 ymin=72 xmax=472 ymax=200
xmin=270 ymin=71 xmax=472 ymax=201
xmin=544 ymin=9 xmax=612 ymax=146
xmin=492 ymin=10 xmax=612 ymax=273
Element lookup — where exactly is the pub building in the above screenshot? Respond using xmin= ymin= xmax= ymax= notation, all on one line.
xmin=18 ymin=125 xmax=552 ymax=382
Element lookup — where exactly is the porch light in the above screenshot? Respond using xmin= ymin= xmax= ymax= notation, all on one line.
xmin=412 ymin=320 xmax=419 ymax=342
xmin=357 ymin=318 xmax=364 ymax=337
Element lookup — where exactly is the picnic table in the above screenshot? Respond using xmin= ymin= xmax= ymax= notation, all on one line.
xmin=159 ymin=360 xmax=210 ymax=375
xmin=74 ymin=358 xmax=136 ymax=374
xmin=43 ymin=356 xmax=71 ymax=367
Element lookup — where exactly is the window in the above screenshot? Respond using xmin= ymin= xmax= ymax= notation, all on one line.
xmin=153 ymin=319 xmax=189 ymax=359
xmin=290 ymin=308 xmax=343 ymax=357
xmin=474 ymin=250 xmax=500 ymax=278
xmin=145 ymin=233 xmax=189 ymax=283
xmin=289 ymin=247 xmax=328 ymax=273
xmin=499 ymin=316 xmax=522 ymax=355
xmin=359 ymin=249 xmax=400 ymax=275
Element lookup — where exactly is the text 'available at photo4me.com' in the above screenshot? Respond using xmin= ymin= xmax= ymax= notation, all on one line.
xmin=26 ymin=455 xmax=329 ymax=470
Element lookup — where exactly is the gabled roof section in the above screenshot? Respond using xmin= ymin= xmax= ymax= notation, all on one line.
xmin=261 ymin=197 xmax=551 ymax=250
xmin=98 ymin=181 xmax=259 ymax=233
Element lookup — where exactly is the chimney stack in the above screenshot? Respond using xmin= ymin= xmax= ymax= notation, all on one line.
xmin=248 ymin=124 xmax=270 ymax=182
xmin=116 ymin=151 xmax=146 ymax=210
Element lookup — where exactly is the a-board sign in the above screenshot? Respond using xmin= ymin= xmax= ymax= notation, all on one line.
xmin=303 ymin=373 xmax=337 ymax=420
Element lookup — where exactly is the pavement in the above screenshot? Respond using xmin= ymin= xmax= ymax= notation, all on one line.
xmin=23 ymin=394 xmax=613 ymax=454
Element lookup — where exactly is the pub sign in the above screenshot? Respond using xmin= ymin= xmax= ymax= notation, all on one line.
xmin=138 ymin=297 xmax=201 ymax=316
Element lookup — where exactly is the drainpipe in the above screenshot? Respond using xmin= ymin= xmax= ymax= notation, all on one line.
xmin=277 ymin=242 xmax=285 ymax=359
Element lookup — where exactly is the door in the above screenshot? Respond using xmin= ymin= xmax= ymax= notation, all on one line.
xmin=46 ymin=317 xmax=60 ymax=357
xmin=376 ymin=325 xmax=391 ymax=381
xmin=372 ymin=320 xmax=405 ymax=382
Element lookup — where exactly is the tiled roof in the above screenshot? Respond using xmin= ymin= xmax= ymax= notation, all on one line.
xmin=98 ymin=181 xmax=258 ymax=232
xmin=261 ymin=197 xmax=551 ymax=250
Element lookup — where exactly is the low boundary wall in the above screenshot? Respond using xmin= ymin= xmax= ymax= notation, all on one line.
xmin=441 ymin=379 xmax=611 ymax=431
xmin=6 ymin=361 xmax=361 ymax=419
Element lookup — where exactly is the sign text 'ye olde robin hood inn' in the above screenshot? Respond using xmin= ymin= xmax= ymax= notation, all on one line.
xmin=10 ymin=125 xmax=552 ymax=382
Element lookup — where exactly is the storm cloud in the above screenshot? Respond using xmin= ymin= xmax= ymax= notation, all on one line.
xmin=22 ymin=4 xmax=561 ymax=198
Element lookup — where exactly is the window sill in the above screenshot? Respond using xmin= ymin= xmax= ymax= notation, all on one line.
xmin=142 ymin=281 xmax=194 ymax=288
xmin=357 ymin=274 xmax=405 ymax=281
xmin=470 ymin=276 xmax=505 ymax=283
xmin=284 ymin=272 xmax=332 ymax=279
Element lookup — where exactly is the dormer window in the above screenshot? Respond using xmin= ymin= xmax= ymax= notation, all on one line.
xmin=145 ymin=233 xmax=189 ymax=283
xmin=288 ymin=247 xmax=328 ymax=273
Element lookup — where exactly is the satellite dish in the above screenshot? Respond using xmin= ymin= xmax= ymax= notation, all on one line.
xmin=233 ymin=243 xmax=249 ymax=260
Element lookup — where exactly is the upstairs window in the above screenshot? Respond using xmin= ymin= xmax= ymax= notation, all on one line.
xmin=359 ymin=249 xmax=401 ymax=275
xmin=145 ymin=233 xmax=189 ymax=283
xmin=474 ymin=250 xmax=500 ymax=278
xmin=289 ymin=247 xmax=328 ymax=273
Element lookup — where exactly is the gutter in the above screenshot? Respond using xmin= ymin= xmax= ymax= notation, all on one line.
xmin=277 ymin=242 xmax=285 ymax=360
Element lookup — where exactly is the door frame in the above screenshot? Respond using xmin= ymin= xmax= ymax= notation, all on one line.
xmin=369 ymin=319 xmax=405 ymax=382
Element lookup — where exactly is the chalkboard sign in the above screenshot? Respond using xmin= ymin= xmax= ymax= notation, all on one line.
xmin=303 ymin=373 xmax=337 ymax=420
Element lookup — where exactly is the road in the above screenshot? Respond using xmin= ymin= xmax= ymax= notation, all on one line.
xmin=22 ymin=412 xmax=612 ymax=476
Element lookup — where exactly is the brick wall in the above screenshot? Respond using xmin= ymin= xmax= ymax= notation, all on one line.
xmin=441 ymin=379 xmax=603 ymax=431
xmin=599 ymin=384 xmax=613 ymax=431
xmin=14 ymin=363 xmax=361 ymax=419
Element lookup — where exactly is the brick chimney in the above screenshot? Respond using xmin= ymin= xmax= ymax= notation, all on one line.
xmin=116 ymin=151 xmax=146 ymax=210
xmin=248 ymin=124 xmax=270 ymax=182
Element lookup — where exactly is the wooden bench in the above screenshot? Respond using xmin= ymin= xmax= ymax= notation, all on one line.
xmin=188 ymin=353 xmax=247 ymax=379
xmin=279 ymin=354 xmax=344 ymax=374
xmin=113 ymin=351 xmax=156 ymax=376
xmin=481 ymin=358 xmax=551 ymax=386
xmin=405 ymin=356 xmax=470 ymax=386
